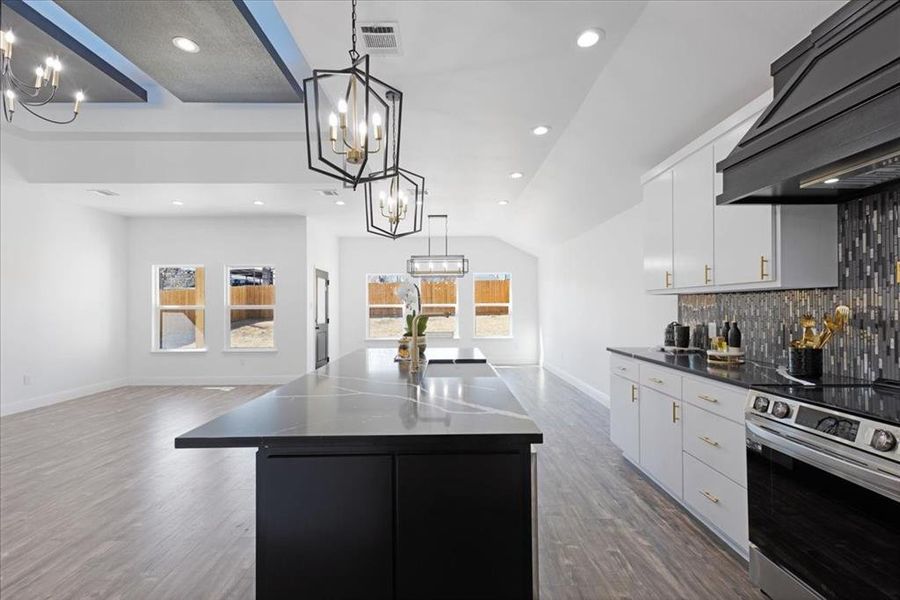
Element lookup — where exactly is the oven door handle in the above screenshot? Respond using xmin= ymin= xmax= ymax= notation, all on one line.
xmin=746 ymin=417 xmax=900 ymax=502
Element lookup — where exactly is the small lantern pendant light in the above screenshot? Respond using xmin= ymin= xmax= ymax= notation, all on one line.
xmin=302 ymin=0 xmax=403 ymax=189
xmin=364 ymin=89 xmax=424 ymax=239
xmin=407 ymin=215 xmax=469 ymax=278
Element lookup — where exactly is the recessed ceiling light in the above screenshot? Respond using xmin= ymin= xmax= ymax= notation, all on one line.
xmin=172 ymin=200 xmax=184 ymax=206
xmin=335 ymin=199 xmax=346 ymax=206
xmin=253 ymin=200 xmax=265 ymax=206
xmin=532 ymin=125 xmax=550 ymax=136
xmin=509 ymin=172 xmax=524 ymax=179
xmin=172 ymin=37 xmax=200 ymax=53
xmin=577 ymin=29 xmax=604 ymax=48
xmin=824 ymin=177 xmax=840 ymax=184
xmin=498 ymin=200 xmax=509 ymax=206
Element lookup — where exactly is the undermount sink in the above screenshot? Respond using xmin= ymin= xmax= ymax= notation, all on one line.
xmin=424 ymin=362 xmax=495 ymax=378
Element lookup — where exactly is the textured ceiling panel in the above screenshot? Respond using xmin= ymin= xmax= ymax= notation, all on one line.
xmin=56 ymin=0 xmax=303 ymax=103
xmin=0 ymin=1 xmax=146 ymax=103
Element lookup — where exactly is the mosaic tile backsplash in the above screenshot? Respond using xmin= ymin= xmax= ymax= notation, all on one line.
xmin=678 ymin=186 xmax=900 ymax=382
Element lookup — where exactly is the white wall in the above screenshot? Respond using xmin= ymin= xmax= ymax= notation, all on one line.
xmin=539 ymin=203 xmax=677 ymax=404
xmin=1 ymin=135 xmax=129 ymax=416
xmin=126 ymin=216 xmax=308 ymax=384
xmin=306 ymin=217 xmax=340 ymax=371
xmin=339 ymin=236 xmax=539 ymax=365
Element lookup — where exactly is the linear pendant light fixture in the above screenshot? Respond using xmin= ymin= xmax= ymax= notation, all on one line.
xmin=302 ymin=0 xmax=403 ymax=190
xmin=407 ymin=214 xmax=469 ymax=278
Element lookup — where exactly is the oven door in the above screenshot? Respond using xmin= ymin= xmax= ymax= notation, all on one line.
xmin=746 ymin=415 xmax=900 ymax=600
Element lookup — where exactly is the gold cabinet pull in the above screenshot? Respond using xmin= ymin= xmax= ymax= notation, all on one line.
xmin=650 ymin=377 xmax=665 ymax=385
xmin=700 ymin=490 xmax=720 ymax=504
xmin=698 ymin=435 xmax=719 ymax=447
xmin=631 ymin=384 xmax=637 ymax=403
xmin=895 ymin=261 xmax=900 ymax=284
xmin=617 ymin=366 xmax=628 ymax=372
xmin=697 ymin=394 xmax=718 ymax=403
xmin=760 ymin=255 xmax=769 ymax=280
xmin=665 ymin=271 xmax=672 ymax=288
xmin=704 ymin=264 xmax=712 ymax=285
xmin=672 ymin=401 xmax=679 ymax=423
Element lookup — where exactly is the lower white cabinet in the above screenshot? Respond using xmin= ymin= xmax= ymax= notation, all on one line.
xmin=683 ymin=453 xmax=749 ymax=548
xmin=638 ymin=386 xmax=683 ymax=499
xmin=609 ymin=355 xmax=749 ymax=557
xmin=610 ymin=374 xmax=640 ymax=463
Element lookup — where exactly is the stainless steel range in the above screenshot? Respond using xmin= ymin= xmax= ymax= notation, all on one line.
xmin=745 ymin=379 xmax=900 ymax=600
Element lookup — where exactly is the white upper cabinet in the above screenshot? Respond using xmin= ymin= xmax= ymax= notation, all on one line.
xmin=642 ymin=170 xmax=674 ymax=291
xmin=673 ymin=146 xmax=715 ymax=288
xmin=640 ymin=91 xmax=837 ymax=294
xmin=713 ymin=115 xmax=776 ymax=286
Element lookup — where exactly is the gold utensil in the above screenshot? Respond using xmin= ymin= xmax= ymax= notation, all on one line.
xmin=816 ymin=305 xmax=850 ymax=349
xmin=800 ymin=314 xmax=818 ymax=348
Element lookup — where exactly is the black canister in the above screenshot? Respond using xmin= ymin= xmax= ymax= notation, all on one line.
xmin=788 ymin=347 xmax=823 ymax=377
xmin=674 ymin=325 xmax=690 ymax=348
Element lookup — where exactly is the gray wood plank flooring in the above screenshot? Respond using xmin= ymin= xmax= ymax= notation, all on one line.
xmin=1 ymin=369 xmax=762 ymax=599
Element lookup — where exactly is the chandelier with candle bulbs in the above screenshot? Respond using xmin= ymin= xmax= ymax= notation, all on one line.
xmin=0 ymin=29 xmax=84 ymax=124
xmin=302 ymin=0 xmax=403 ymax=190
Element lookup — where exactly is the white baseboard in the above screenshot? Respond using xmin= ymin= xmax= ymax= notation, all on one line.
xmin=1 ymin=377 xmax=129 ymax=417
xmin=542 ymin=362 xmax=610 ymax=408
xmin=128 ymin=374 xmax=299 ymax=386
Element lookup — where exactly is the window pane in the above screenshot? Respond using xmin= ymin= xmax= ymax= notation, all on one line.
xmin=367 ymin=274 xmax=405 ymax=305
xmin=230 ymin=308 xmax=275 ymax=348
xmin=474 ymin=273 xmax=510 ymax=304
xmin=229 ymin=267 xmax=275 ymax=305
xmin=475 ymin=305 xmax=510 ymax=337
xmin=420 ymin=278 xmax=457 ymax=304
xmin=159 ymin=309 xmax=205 ymax=349
xmin=368 ymin=306 xmax=405 ymax=339
xmin=422 ymin=305 xmax=457 ymax=336
xmin=158 ymin=266 xmax=204 ymax=306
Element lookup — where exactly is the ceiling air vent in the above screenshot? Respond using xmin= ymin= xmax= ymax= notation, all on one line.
xmin=317 ymin=189 xmax=340 ymax=197
xmin=87 ymin=189 xmax=120 ymax=197
xmin=359 ymin=22 xmax=401 ymax=55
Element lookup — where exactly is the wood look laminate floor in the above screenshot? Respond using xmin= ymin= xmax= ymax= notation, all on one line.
xmin=0 ymin=370 xmax=763 ymax=599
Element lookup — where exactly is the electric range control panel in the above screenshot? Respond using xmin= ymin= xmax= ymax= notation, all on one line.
xmin=747 ymin=392 xmax=900 ymax=459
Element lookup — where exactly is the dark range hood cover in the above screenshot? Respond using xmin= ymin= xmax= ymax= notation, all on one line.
xmin=718 ymin=0 xmax=900 ymax=205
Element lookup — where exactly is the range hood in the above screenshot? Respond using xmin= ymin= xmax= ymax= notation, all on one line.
xmin=718 ymin=0 xmax=900 ymax=205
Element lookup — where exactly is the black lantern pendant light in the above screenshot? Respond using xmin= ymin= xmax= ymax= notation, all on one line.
xmin=407 ymin=215 xmax=469 ymax=278
xmin=302 ymin=0 xmax=403 ymax=190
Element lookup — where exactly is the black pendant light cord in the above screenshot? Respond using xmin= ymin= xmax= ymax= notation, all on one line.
xmin=348 ymin=0 xmax=359 ymax=61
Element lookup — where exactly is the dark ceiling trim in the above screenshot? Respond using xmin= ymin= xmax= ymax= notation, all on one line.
xmin=2 ymin=0 xmax=147 ymax=102
xmin=231 ymin=0 xmax=305 ymax=102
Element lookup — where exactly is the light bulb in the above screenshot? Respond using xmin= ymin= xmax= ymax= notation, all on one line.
xmin=379 ymin=191 xmax=386 ymax=199
xmin=35 ymin=66 xmax=44 ymax=77
xmin=358 ymin=122 xmax=367 ymax=140
xmin=337 ymin=99 xmax=347 ymax=113
xmin=52 ymin=57 xmax=62 ymax=72
xmin=371 ymin=112 xmax=382 ymax=126
xmin=45 ymin=56 xmax=55 ymax=69
xmin=75 ymin=91 xmax=85 ymax=102
xmin=4 ymin=30 xmax=14 ymax=44
xmin=328 ymin=112 xmax=338 ymax=127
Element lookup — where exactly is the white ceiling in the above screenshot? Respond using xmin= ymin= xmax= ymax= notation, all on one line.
xmin=1 ymin=0 xmax=846 ymax=252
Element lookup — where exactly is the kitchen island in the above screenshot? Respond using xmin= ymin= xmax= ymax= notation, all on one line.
xmin=176 ymin=348 xmax=542 ymax=600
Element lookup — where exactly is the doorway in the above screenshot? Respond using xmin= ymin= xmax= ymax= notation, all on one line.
xmin=315 ymin=269 xmax=329 ymax=368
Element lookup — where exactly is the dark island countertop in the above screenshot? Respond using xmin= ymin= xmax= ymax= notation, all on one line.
xmin=607 ymin=346 xmax=869 ymax=388
xmin=176 ymin=349 xmax=542 ymax=449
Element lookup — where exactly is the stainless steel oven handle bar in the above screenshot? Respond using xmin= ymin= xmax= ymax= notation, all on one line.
xmin=746 ymin=415 xmax=900 ymax=503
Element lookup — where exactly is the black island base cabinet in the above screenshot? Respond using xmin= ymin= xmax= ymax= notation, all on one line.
xmin=256 ymin=445 xmax=536 ymax=600
xmin=175 ymin=349 xmax=543 ymax=600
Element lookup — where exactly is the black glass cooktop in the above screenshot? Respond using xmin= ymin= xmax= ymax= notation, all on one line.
xmin=752 ymin=379 xmax=900 ymax=426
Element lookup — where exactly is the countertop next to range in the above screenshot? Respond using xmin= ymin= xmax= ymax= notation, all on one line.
xmin=175 ymin=348 xmax=542 ymax=449
xmin=607 ymin=346 xmax=868 ymax=389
